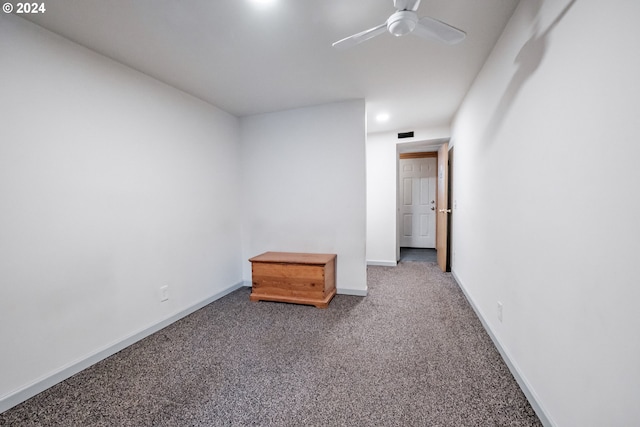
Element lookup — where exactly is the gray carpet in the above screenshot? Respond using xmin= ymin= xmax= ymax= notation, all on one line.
xmin=0 ymin=262 xmax=541 ymax=426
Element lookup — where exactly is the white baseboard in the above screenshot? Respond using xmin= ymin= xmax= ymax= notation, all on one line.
xmin=366 ymin=260 xmax=397 ymax=267
xmin=337 ymin=287 xmax=368 ymax=296
xmin=450 ymin=271 xmax=555 ymax=427
xmin=0 ymin=280 xmax=245 ymax=414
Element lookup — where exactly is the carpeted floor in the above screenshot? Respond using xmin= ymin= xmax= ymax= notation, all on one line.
xmin=0 ymin=262 xmax=541 ymax=426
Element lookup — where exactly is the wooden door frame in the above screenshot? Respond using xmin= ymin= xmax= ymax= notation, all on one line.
xmin=436 ymin=142 xmax=451 ymax=271
xmin=397 ymin=152 xmax=437 ymax=253
xmin=446 ymin=146 xmax=454 ymax=271
xmin=398 ymin=152 xmax=438 ymax=160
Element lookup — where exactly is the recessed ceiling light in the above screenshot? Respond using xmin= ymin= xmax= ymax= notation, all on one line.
xmin=250 ymin=0 xmax=276 ymax=6
xmin=376 ymin=113 xmax=390 ymax=122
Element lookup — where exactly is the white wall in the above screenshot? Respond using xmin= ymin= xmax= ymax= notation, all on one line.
xmin=240 ymin=101 xmax=367 ymax=295
xmin=366 ymin=127 xmax=450 ymax=265
xmin=0 ymin=15 xmax=243 ymax=409
xmin=451 ymin=1 xmax=640 ymax=425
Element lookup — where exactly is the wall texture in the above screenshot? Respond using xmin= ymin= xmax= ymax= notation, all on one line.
xmin=0 ymin=15 xmax=243 ymax=409
xmin=450 ymin=1 xmax=640 ymax=425
xmin=240 ymin=101 xmax=367 ymax=295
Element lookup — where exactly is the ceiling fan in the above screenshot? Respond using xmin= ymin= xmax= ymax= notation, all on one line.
xmin=332 ymin=0 xmax=466 ymax=49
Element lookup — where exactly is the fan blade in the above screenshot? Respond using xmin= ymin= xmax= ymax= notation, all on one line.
xmin=332 ymin=23 xmax=387 ymax=49
xmin=412 ymin=16 xmax=466 ymax=44
xmin=394 ymin=0 xmax=421 ymax=11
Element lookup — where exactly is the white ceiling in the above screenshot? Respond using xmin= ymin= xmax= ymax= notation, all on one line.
xmin=21 ymin=0 xmax=519 ymax=134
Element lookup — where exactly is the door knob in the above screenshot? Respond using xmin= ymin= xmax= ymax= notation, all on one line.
xmin=431 ymin=207 xmax=435 ymax=211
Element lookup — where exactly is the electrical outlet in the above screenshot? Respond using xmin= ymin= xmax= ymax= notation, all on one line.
xmin=160 ymin=285 xmax=169 ymax=302
xmin=497 ymin=301 xmax=503 ymax=322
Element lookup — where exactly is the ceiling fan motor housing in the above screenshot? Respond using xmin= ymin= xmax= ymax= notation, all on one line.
xmin=387 ymin=11 xmax=418 ymax=37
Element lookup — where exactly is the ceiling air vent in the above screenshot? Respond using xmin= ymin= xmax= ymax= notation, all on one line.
xmin=397 ymin=131 xmax=414 ymax=139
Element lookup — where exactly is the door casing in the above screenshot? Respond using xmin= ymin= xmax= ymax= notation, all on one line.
xmin=436 ymin=142 xmax=450 ymax=272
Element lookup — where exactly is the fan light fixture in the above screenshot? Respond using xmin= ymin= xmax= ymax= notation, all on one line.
xmin=332 ymin=0 xmax=466 ymax=49
xmin=387 ymin=11 xmax=417 ymax=37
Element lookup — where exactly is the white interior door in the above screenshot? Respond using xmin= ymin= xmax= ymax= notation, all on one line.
xmin=399 ymin=157 xmax=437 ymax=248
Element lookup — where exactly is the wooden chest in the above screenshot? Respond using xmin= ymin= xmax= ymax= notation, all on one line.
xmin=249 ymin=252 xmax=337 ymax=309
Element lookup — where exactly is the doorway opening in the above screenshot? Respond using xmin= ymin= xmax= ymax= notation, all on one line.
xmin=396 ymin=139 xmax=451 ymax=271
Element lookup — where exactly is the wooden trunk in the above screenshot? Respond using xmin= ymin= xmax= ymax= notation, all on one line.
xmin=249 ymin=252 xmax=337 ymax=309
